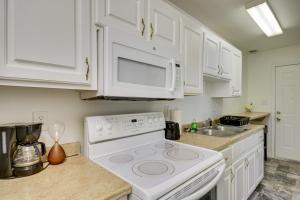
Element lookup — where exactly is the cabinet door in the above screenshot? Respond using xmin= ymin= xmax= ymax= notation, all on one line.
xmin=232 ymin=157 xmax=247 ymax=200
xmin=246 ymin=150 xmax=256 ymax=198
xmin=0 ymin=0 xmax=95 ymax=89
xmin=95 ymin=0 xmax=145 ymax=38
xmin=203 ymin=31 xmax=220 ymax=77
xmin=224 ymin=168 xmax=233 ymax=200
xmin=181 ymin=16 xmax=203 ymax=95
xmin=256 ymin=143 xmax=264 ymax=184
xmin=231 ymin=50 xmax=242 ymax=97
xmin=219 ymin=42 xmax=232 ymax=80
xmin=148 ymin=0 xmax=180 ymax=56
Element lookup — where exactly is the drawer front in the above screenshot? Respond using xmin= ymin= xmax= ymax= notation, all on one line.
xmin=232 ymin=130 xmax=264 ymax=161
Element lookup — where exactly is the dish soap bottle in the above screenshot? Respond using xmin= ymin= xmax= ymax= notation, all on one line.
xmin=191 ymin=119 xmax=198 ymax=133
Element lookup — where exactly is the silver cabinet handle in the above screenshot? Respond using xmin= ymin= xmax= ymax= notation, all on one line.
xmin=85 ymin=57 xmax=90 ymax=80
xmin=220 ymin=66 xmax=223 ymax=75
xmin=141 ymin=18 xmax=145 ymax=36
xmin=276 ymin=117 xmax=281 ymax=122
xmin=150 ymin=23 xmax=154 ymax=40
xmin=245 ymin=158 xmax=249 ymax=168
xmin=231 ymin=169 xmax=235 ymax=182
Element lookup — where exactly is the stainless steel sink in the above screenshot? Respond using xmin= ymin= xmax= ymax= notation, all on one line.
xmin=196 ymin=125 xmax=248 ymax=137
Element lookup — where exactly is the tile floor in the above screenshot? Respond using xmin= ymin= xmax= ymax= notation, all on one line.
xmin=249 ymin=158 xmax=300 ymax=200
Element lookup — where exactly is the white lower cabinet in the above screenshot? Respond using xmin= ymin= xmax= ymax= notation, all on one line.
xmin=245 ymin=149 xmax=257 ymax=198
xmin=232 ymin=156 xmax=247 ymax=200
xmin=218 ymin=131 xmax=264 ymax=200
xmin=218 ymin=167 xmax=233 ymax=200
xmin=256 ymin=143 xmax=264 ymax=185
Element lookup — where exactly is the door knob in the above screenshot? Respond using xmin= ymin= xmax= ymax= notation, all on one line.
xmin=276 ymin=117 xmax=281 ymax=122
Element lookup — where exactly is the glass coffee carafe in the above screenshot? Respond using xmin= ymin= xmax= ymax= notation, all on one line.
xmin=13 ymin=143 xmax=46 ymax=167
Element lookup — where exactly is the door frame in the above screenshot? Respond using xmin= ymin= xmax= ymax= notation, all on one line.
xmin=271 ymin=62 xmax=300 ymax=159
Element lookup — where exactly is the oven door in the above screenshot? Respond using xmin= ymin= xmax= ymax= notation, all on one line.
xmin=199 ymin=187 xmax=217 ymax=200
xmin=160 ymin=162 xmax=225 ymax=200
xmin=103 ymin=27 xmax=183 ymax=99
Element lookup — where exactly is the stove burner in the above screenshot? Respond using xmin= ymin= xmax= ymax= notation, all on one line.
xmin=164 ymin=148 xmax=202 ymax=161
xmin=134 ymin=148 xmax=156 ymax=156
xmin=155 ymin=142 xmax=174 ymax=149
xmin=132 ymin=160 xmax=175 ymax=177
xmin=109 ymin=154 xmax=134 ymax=163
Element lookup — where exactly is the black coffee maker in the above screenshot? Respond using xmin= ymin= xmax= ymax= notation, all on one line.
xmin=165 ymin=121 xmax=180 ymax=140
xmin=0 ymin=123 xmax=46 ymax=178
xmin=0 ymin=124 xmax=17 ymax=178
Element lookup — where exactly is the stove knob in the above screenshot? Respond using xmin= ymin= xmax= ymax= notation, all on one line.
xmin=154 ymin=118 xmax=158 ymax=122
xmin=148 ymin=118 xmax=153 ymax=124
xmin=96 ymin=123 xmax=103 ymax=131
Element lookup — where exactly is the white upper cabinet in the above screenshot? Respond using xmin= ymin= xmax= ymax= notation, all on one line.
xmin=203 ymin=30 xmax=235 ymax=81
xmin=181 ymin=15 xmax=204 ymax=95
xmin=220 ymin=42 xmax=233 ymax=80
xmin=203 ymin=31 xmax=220 ymax=77
xmin=0 ymin=0 xmax=96 ymax=89
xmin=231 ymin=49 xmax=242 ymax=97
xmin=95 ymin=0 xmax=146 ymax=38
xmin=147 ymin=0 xmax=180 ymax=56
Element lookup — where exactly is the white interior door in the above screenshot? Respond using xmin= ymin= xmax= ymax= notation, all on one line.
xmin=276 ymin=64 xmax=300 ymax=161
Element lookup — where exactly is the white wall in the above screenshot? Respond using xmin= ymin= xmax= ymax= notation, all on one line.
xmin=247 ymin=44 xmax=300 ymax=111
xmin=0 ymin=86 xmax=223 ymax=146
xmin=247 ymin=43 xmax=300 ymax=157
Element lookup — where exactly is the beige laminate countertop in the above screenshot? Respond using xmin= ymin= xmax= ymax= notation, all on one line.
xmin=231 ymin=112 xmax=270 ymax=120
xmin=0 ymin=155 xmax=131 ymax=200
xmin=179 ymin=124 xmax=265 ymax=151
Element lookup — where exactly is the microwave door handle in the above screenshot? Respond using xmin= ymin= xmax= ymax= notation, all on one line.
xmin=181 ymin=163 xmax=225 ymax=200
xmin=169 ymin=59 xmax=176 ymax=92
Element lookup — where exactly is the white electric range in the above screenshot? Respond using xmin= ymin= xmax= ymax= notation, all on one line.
xmin=84 ymin=112 xmax=225 ymax=200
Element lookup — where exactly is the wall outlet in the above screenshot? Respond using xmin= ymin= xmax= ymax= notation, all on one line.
xmin=33 ymin=111 xmax=48 ymax=131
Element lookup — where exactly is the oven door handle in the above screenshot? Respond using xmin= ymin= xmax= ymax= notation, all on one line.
xmin=182 ymin=163 xmax=225 ymax=200
xmin=169 ymin=59 xmax=176 ymax=92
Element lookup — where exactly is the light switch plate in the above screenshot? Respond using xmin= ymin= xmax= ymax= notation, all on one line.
xmin=33 ymin=111 xmax=48 ymax=131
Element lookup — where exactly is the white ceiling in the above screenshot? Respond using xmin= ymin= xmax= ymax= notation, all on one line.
xmin=169 ymin=0 xmax=300 ymax=52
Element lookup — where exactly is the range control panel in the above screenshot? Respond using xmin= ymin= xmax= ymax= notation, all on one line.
xmin=85 ymin=112 xmax=165 ymax=143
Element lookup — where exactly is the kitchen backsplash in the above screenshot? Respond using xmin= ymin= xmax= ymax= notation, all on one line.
xmin=0 ymin=86 xmax=243 ymax=146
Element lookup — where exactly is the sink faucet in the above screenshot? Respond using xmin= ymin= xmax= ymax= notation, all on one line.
xmin=205 ymin=118 xmax=213 ymax=127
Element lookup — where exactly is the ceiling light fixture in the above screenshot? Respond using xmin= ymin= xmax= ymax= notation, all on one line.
xmin=246 ymin=0 xmax=283 ymax=37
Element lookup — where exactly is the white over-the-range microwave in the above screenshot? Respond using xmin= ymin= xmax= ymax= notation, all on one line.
xmin=81 ymin=26 xmax=184 ymax=100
